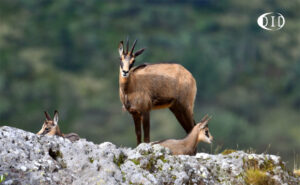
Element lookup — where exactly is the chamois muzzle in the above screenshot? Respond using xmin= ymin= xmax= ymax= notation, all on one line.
xmin=206 ymin=134 xmax=213 ymax=144
xmin=122 ymin=70 xmax=129 ymax=77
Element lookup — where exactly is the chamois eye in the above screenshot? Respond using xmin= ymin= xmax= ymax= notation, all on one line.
xmin=205 ymin=130 xmax=209 ymax=137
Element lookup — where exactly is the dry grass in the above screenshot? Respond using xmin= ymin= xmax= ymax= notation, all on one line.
xmin=294 ymin=169 xmax=300 ymax=176
xmin=221 ymin=149 xmax=237 ymax=155
xmin=245 ymin=169 xmax=274 ymax=185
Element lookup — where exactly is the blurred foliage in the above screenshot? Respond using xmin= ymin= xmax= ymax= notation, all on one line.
xmin=0 ymin=0 xmax=299 ymax=168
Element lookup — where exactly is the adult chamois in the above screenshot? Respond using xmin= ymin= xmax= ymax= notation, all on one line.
xmin=118 ymin=39 xmax=197 ymax=145
xmin=37 ymin=111 xmax=80 ymax=142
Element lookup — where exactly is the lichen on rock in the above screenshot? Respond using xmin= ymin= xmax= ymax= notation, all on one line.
xmin=0 ymin=126 xmax=299 ymax=185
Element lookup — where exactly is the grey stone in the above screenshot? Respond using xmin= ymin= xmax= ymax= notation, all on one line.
xmin=0 ymin=126 xmax=299 ymax=185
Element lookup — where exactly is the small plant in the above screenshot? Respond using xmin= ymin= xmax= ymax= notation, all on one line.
xmin=243 ymin=156 xmax=277 ymax=184
xmin=245 ymin=169 xmax=270 ymax=185
xmin=213 ymin=144 xmax=223 ymax=154
xmin=294 ymin=169 xmax=300 ymax=176
xmin=260 ymin=159 xmax=275 ymax=172
xmin=293 ymin=153 xmax=300 ymax=176
xmin=88 ymin=157 xmax=94 ymax=163
xmin=158 ymin=155 xmax=168 ymax=163
xmin=113 ymin=153 xmax=126 ymax=167
xmin=0 ymin=174 xmax=6 ymax=183
xmin=244 ymin=148 xmax=256 ymax=154
xmin=129 ymin=159 xmax=140 ymax=165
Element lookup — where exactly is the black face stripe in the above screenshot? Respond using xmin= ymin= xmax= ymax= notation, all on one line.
xmin=205 ymin=130 xmax=209 ymax=137
xmin=42 ymin=127 xmax=51 ymax=135
xmin=120 ymin=60 xmax=124 ymax=68
xmin=129 ymin=60 xmax=135 ymax=69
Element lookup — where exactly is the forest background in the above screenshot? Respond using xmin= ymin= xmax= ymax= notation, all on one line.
xmin=1 ymin=0 xmax=299 ymax=169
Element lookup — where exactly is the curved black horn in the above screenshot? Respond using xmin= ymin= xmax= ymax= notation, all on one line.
xmin=125 ymin=37 xmax=129 ymax=54
xmin=130 ymin=39 xmax=137 ymax=55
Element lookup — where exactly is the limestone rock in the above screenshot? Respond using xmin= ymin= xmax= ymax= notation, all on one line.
xmin=0 ymin=126 xmax=299 ymax=185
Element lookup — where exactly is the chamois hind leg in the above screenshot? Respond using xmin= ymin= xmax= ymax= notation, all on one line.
xmin=132 ymin=113 xmax=142 ymax=145
xmin=142 ymin=112 xmax=150 ymax=143
xmin=169 ymin=103 xmax=194 ymax=134
xmin=172 ymin=104 xmax=197 ymax=155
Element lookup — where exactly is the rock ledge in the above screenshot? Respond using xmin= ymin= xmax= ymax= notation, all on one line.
xmin=0 ymin=126 xmax=299 ymax=185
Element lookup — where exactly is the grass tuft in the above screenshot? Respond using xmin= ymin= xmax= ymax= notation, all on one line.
xmin=0 ymin=174 xmax=6 ymax=183
xmin=113 ymin=153 xmax=126 ymax=167
xmin=245 ymin=169 xmax=273 ymax=185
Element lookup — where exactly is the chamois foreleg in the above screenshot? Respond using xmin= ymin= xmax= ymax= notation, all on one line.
xmin=142 ymin=112 xmax=150 ymax=143
xmin=132 ymin=113 xmax=142 ymax=145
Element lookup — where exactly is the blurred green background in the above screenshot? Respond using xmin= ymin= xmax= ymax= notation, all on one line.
xmin=1 ymin=0 xmax=299 ymax=169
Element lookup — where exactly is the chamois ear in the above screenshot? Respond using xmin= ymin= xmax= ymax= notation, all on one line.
xmin=118 ymin=41 xmax=124 ymax=57
xmin=134 ymin=48 xmax=145 ymax=57
xmin=200 ymin=114 xmax=209 ymax=122
xmin=44 ymin=111 xmax=51 ymax=121
xmin=200 ymin=121 xmax=208 ymax=129
xmin=53 ymin=110 xmax=59 ymax=126
xmin=199 ymin=114 xmax=211 ymax=129
xmin=126 ymin=37 xmax=129 ymax=55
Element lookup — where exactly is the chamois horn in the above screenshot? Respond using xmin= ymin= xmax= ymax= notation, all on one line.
xmin=125 ymin=37 xmax=129 ymax=55
xmin=200 ymin=114 xmax=211 ymax=123
xmin=130 ymin=39 xmax=137 ymax=55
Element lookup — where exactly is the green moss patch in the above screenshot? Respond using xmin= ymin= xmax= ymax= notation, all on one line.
xmin=158 ymin=155 xmax=168 ymax=163
xmin=129 ymin=159 xmax=140 ymax=165
xmin=113 ymin=153 xmax=127 ymax=167
xmin=88 ymin=157 xmax=94 ymax=163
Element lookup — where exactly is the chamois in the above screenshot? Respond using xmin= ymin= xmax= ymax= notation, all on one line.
xmin=153 ymin=115 xmax=213 ymax=155
xmin=118 ymin=39 xmax=197 ymax=144
xmin=37 ymin=111 xmax=80 ymax=142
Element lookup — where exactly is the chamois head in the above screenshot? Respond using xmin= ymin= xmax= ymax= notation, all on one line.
xmin=37 ymin=110 xmax=61 ymax=136
xmin=196 ymin=115 xmax=213 ymax=144
xmin=118 ymin=39 xmax=145 ymax=78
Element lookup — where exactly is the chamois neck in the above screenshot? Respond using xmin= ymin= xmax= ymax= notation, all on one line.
xmin=119 ymin=72 xmax=131 ymax=94
xmin=182 ymin=126 xmax=199 ymax=150
xmin=55 ymin=126 xmax=63 ymax=137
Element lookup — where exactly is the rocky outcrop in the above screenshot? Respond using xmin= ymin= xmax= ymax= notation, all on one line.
xmin=0 ymin=126 xmax=299 ymax=185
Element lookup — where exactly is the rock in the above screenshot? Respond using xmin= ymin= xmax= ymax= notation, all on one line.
xmin=0 ymin=126 xmax=299 ymax=185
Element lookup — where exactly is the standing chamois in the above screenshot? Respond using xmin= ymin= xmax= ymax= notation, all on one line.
xmin=153 ymin=115 xmax=213 ymax=155
xmin=118 ymin=39 xmax=197 ymax=145
xmin=37 ymin=111 xmax=80 ymax=142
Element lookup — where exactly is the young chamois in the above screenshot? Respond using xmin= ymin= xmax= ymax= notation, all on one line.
xmin=153 ymin=115 xmax=213 ymax=155
xmin=118 ymin=39 xmax=197 ymax=145
xmin=37 ymin=111 xmax=80 ymax=142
